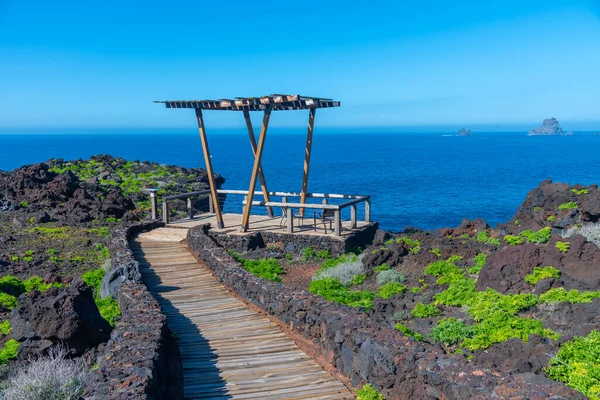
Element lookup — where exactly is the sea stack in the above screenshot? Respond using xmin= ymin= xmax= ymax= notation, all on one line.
xmin=457 ymin=128 xmax=472 ymax=136
xmin=528 ymin=118 xmax=564 ymax=136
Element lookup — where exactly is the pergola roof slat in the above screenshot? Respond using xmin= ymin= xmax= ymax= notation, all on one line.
xmin=153 ymin=94 xmax=340 ymax=111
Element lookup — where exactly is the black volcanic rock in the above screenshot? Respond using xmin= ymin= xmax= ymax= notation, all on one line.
xmin=457 ymin=128 xmax=472 ymax=136
xmin=528 ymin=118 xmax=564 ymax=136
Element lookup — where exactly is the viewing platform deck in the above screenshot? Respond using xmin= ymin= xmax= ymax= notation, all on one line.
xmin=166 ymin=212 xmax=371 ymax=238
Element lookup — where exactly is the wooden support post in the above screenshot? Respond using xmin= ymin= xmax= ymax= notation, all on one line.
xmin=351 ymin=205 xmax=357 ymax=229
xmin=334 ymin=209 xmax=341 ymax=237
xmin=287 ymin=207 xmax=294 ymax=234
xmin=187 ymin=197 xmax=194 ymax=219
xmin=243 ymin=110 xmax=273 ymax=218
xmin=240 ymin=107 xmax=272 ymax=232
xmin=365 ymin=200 xmax=371 ymax=223
xmin=195 ymin=109 xmax=224 ymax=228
xmin=208 ymin=194 xmax=214 ymax=214
xmin=299 ymin=108 xmax=316 ymax=217
xmin=162 ymin=201 xmax=169 ymax=224
xmin=282 ymin=196 xmax=287 ymax=217
xmin=149 ymin=190 xmax=158 ymax=220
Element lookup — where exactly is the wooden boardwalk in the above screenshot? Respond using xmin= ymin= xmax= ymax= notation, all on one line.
xmin=133 ymin=229 xmax=353 ymax=400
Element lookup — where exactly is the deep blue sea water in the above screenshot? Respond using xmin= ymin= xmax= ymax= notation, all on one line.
xmin=2 ymin=128 xmax=599 ymax=232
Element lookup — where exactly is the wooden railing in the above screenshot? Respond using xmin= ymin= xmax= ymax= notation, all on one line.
xmin=153 ymin=189 xmax=371 ymax=236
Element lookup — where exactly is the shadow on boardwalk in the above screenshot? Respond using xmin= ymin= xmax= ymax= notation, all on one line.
xmin=132 ymin=241 xmax=232 ymax=400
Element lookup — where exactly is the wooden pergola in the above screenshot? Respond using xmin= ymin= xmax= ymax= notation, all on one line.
xmin=154 ymin=94 xmax=341 ymax=232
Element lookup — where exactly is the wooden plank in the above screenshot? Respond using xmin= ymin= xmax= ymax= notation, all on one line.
xmin=195 ymin=108 xmax=224 ymax=229
xmin=240 ymin=107 xmax=271 ymax=232
xmin=299 ymin=108 xmax=316 ymax=217
xmin=243 ymin=110 xmax=273 ymax=218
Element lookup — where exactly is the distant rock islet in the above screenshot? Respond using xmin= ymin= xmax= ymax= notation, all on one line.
xmin=457 ymin=128 xmax=472 ymax=136
xmin=528 ymin=118 xmax=564 ymax=136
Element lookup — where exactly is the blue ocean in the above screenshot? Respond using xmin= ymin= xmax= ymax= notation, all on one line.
xmin=2 ymin=128 xmax=599 ymax=232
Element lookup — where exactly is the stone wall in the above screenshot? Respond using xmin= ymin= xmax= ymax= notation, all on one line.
xmin=86 ymin=221 xmax=183 ymax=400
xmin=186 ymin=225 xmax=583 ymax=399
xmin=208 ymin=222 xmax=378 ymax=257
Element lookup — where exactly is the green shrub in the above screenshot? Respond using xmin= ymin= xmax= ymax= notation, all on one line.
xmin=374 ymin=263 xmax=390 ymax=273
xmin=556 ymin=241 xmax=570 ymax=252
xmin=356 ymin=384 xmax=384 ymax=400
xmin=399 ymin=237 xmax=421 ymax=254
xmin=0 ymin=293 xmax=18 ymax=310
xmin=376 ymin=269 xmax=405 ymax=286
xmin=504 ymin=235 xmax=524 ymax=246
xmin=534 ymin=206 xmax=542 ymax=212
xmin=0 ymin=276 xmax=25 ymax=296
xmin=547 ymin=215 xmax=555 ymax=222
xmin=410 ymin=281 xmax=429 ymax=293
xmin=318 ymin=253 xmax=358 ymax=273
xmin=434 ymin=277 xmax=477 ymax=306
xmin=571 ymin=188 xmax=589 ymax=195
xmin=379 ymin=282 xmax=407 ymax=299
xmin=23 ymin=277 xmax=64 ymax=293
xmin=468 ymin=253 xmax=487 ymax=274
xmin=430 ymin=248 xmax=441 ymax=257
xmin=82 ymin=268 xmax=106 ymax=289
xmin=520 ymin=227 xmax=552 ymax=244
xmin=0 ymin=339 xmax=19 ymax=364
xmin=525 ymin=266 xmax=561 ymax=285
xmin=0 ymin=320 xmax=12 ymax=335
xmin=466 ymin=289 xmax=540 ymax=321
xmin=309 ymin=278 xmax=375 ymax=309
xmin=95 ymin=296 xmax=120 ymax=327
xmin=19 ymin=201 xmax=29 ymax=208
xmin=558 ymin=202 xmax=578 ymax=210
xmin=301 ymin=246 xmax=315 ymax=261
xmin=411 ymin=302 xmax=440 ymax=318
xmin=315 ymin=249 xmax=331 ymax=259
xmin=545 ymin=330 xmax=600 ymax=399
xmin=430 ymin=317 xmax=473 ymax=345
xmin=462 ymin=313 xmax=558 ymax=351
xmin=540 ymin=288 xmax=600 ymax=304
xmin=476 ymin=231 xmax=501 ymax=246
xmin=394 ymin=323 xmax=424 ymax=341
xmin=350 ymin=274 xmax=366 ymax=286
xmin=238 ymin=258 xmax=284 ymax=282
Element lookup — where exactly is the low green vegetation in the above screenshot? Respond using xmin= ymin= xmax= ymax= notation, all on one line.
xmin=525 ymin=266 xmax=561 ymax=285
xmin=378 ymin=282 xmax=406 ymax=299
xmin=520 ymin=227 xmax=552 ymax=244
xmin=374 ymin=263 xmax=390 ymax=273
xmin=0 ymin=320 xmax=12 ymax=335
xmin=534 ymin=206 xmax=542 ymax=212
xmin=0 ymin=275 xmax=65 ymax=310
xmin=308 ymin=278 xmax=376 ymax=309
xmin=430 ymin=317 xmax=473 ymax=345
xmin=429 ymin=247 xmax=441 ymax=257
xmin=468 ymin=253 xmax=487 ymax=274
xmin=426 ymin=257 xmax=559 ymax=350
xmin=0 ymin=293 xmax=18 ymax=310
xmin=571 ymin=188 xmax=589 ymax=195
xmin=558 ymin=201 xmax=578 ymax=210
xmin=410 ymin=279 xmax=428 ymax=293
xmin=350 ymin=274 xmax=367 ymax=286
xmin=556 ymin=241 xmax=570 ymax=252
xmin=547 ymin=215 xmax=555 ymax=222
xmin=411 ymin=302 xmax=440 ymax=318
xmin=356 ymin=384 xmax=384 ymax=400
xmin=545 ymin=330 xmax=600 ymax=399
xmin=394 ymin=323 xmax=424 ymax=341
xmin=228 ymin=251 xmax=284 ymax=282
xmin=504 ymin=235 xmax=524 ymax=246
xmin=476 ymin=231 xmax=501 ymax=246
xmin=0 ymin=339 xmax=19 ymax=364
xmin=540 ymin=288 xmax=600 ymax=304
xmin=385 ymin=237 xmax=421 ymax=254
xmin=82 ymin=267 xmax=120 ymax=327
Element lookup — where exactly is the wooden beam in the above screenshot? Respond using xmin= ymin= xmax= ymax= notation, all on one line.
xmin=240 ymin=107 xmax=272 ymax=232
xmin=195 ymin=109 xmax=224 ymax=228
xmin=243 ymin=110 xmax=274 ymax=218
xmin=299 ymin=108 xmax=316 ymax=217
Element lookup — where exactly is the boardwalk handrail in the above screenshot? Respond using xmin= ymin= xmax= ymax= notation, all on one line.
xmin=156 ymin=188 xmax=371 ymax=236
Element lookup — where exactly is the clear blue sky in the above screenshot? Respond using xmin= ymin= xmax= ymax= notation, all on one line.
xmin=1 ymin=0 xmax=599 ymax=130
